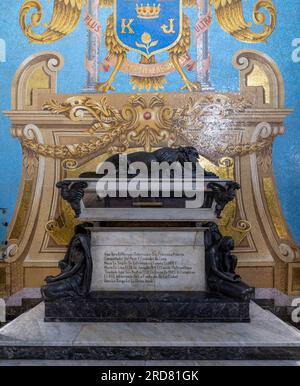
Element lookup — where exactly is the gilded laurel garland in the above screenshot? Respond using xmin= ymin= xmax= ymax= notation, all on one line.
xmin=43 ymin=96 xmax=135 ymax=135
xmin=19 ymin=93 xmax=276 ymax=159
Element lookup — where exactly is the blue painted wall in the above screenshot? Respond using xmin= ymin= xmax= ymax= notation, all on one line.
xmin=0 ymin=0 xmax=299 ymax=243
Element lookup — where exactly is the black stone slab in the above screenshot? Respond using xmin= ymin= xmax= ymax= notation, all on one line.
xmin=1 ymin=346 xmax=300 ymax=361
xmin=44 ymin=291 xmax=250 ymax=323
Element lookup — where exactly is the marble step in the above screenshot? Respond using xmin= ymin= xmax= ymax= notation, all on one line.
xmin=0 ymin=302 xmax=300 ymax=360
xmin=0 ymin=288 xmax=42 ymax=327
xmin=4 ymin=299 xmax=42 ymax=324
xmin=1 ymin=360 xmax=300 ymax=366
xmin=44 ymin=291 xmax=250 ymax=323
xmin=254 ymin=298 xmax=275 ymax=311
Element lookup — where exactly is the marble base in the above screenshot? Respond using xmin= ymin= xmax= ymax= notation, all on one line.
xmin=44 ymin=291 xmax=250 ymax=323
xmin=1 ymin=302 xmax=300 ymax=360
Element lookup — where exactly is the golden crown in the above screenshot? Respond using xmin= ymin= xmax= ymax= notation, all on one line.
xmin=136 ymin=3 xmax=161 ymax=19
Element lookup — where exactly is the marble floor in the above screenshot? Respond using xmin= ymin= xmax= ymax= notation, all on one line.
xmin=0 ymin=301 xmax=300 ymax=361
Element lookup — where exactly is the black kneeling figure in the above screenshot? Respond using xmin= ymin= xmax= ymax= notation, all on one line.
xmin=41 ymin=225 xmax=93 ymax=301
xmin=205 ymin=222 xmax=254 ymax=301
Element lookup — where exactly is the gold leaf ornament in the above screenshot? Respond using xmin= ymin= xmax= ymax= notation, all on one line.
xmin=210 ymin=0 xmax=277 ymax=43
xmin=19 ymin=0 xmax=86 ymax=44
xmin=19 ymin=93 xmax=273 ymax=160
xmin=19 ymin=0 xmax=277 ymax=47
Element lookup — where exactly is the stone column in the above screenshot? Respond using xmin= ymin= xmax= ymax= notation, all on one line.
xmin=83 ymin=0 xmax=100 ymax=92
xmin=196 ymin=0 xmax=213 ymax=90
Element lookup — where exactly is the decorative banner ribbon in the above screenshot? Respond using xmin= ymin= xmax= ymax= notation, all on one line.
xmin=195 ymin=6 xmax=213 ymax=39
xmin=99 ymin=54 xmax=111 ymax=73
xmin=84 ymin=12 xmax=102 ymax=41
xmin=100 ymin=52 xmax=196 ymax=77
xmin=84 ymin=1 xmax=102 ymax=79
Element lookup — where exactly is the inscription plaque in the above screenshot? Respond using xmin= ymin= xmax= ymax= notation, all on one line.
xmin=90 ymin=229 xmax=206 ymax=291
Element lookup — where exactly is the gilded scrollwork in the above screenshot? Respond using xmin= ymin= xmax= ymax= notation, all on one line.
xmin=19 ymin=1 xmax=277 ymax=48
xmin=45 ymin=156 xmax=109 ymax=246
xmin=23 ymin=148 xmax=38 ymax=180
xmin=44 ymin=95 xmax=136 ymax=135
xmin=45 ymin=201 xmax=82 ymax=247
xmin=61 ymin=159 xmax=79 ymax=171
xmin=19 ymin=1 xmax=277 ymax=93
xmin=257 ymin=145 xmax=273 ymax=173
xmin=40 ymin=94 xmax=180 ymax=154
xmin=171 ymin=94 xmax=274 ymax=159
xmin=19 ymin=93 xmax=277 ymax=160
xmin=210 ymin=0 xmax=277 ymax=43
xmin=198 ymin=156 xmax=251 ymax=246
xmin=19 ymin=0 xmax=86 ymax=44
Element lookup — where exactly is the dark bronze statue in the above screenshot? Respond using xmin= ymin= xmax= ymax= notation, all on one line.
xmin=207 ymin=181 xmax=240 ymax=218
xmin=80 ymin=146 xmax=217 ymax=178
xmin=41 ymin=225 xmax=93 ymax=301
xmin=56 ymin=181 xmax=88 ymax=218
xmin=205 ymin=222 xmax=254 ymax=301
